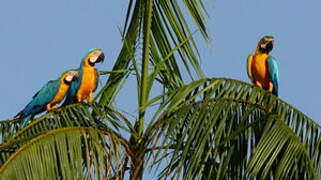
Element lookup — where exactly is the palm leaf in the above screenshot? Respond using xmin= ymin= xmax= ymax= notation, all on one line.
xmin=143 ymin=78 xmax=321 ymax=179
xmin=2 ymin=0 xmax=320 ymax=179
xmin=0 ymin=119 xmax=20 ymax=144
xmin=98 ymin=0 xmax=209 ymax=105
xmin=0 ymin=127 xmax=130 ymax=180
xmin=98 ymin=0 xmax=141 ymax=105
xmin=0 ymin=103 xmax=131 ymax=167
xmin=247 ymin=117 xmax=316 ymax=179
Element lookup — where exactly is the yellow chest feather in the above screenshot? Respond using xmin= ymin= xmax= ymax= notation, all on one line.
xmin=78 ymin=67 xmax=97 ymax=98
xmin=49 ymin=83 xmax=69 ymax=106
xmin=252 ymin=53 xmax=270 ymax=81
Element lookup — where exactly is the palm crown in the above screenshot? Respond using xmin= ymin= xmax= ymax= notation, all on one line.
xmin=0 ymin=1 xmax=320 ymax=180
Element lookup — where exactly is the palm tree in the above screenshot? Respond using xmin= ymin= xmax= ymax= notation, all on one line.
xmin=0 ymin=0 xmax=320 ymax=179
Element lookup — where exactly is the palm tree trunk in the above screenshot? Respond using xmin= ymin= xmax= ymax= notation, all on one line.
xmin=129 ymin=152 xmax=144 ymax=180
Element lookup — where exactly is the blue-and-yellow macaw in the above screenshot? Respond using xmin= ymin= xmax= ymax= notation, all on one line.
xmin=247 ymin=36 xmax=279 ymax=96
xmin=15 ymin=70 xmax=79 ymax=126
xmin=63 ymin=48 xmax=104 ymax=105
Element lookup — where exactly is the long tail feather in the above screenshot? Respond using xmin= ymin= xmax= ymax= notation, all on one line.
xmin=13 ymin=110 xmax=23 ymax=119
xmin=272 ymin=89 xmax=278 ymax=96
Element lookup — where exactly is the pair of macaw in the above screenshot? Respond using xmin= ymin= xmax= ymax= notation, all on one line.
xmin=247 ymin=36 xmax=279 ymax=96
xmin=15 ymin=49 xmax=105 ymax=127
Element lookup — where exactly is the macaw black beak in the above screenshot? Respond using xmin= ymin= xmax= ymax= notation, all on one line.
xmin=72 ymin=73 xmax=79 ymax=80
xmin=260 ymin=39 xmax=274 ymax=54
xmin=265 ymin=40 xmax=274 ymax=53
xmin=96 ymin=52 xmax=105 ymax=63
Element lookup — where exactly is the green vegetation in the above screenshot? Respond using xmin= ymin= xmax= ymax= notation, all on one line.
xmin=0 ymin=1 xmax=320 ymax=179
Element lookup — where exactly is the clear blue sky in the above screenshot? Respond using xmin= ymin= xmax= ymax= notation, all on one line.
xmin=204 ymin=0 xmax=321 ymax=122
xmin=0 ymin=0 xmax=320 ymax=177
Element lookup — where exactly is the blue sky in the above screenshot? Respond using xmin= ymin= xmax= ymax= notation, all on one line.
xmin=205 ymin=0 xmax=321 ymax=122
xmin=0 ymin=0 xmax=320 ymax=177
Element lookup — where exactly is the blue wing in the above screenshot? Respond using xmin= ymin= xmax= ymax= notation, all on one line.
xmin=18 ymin=80 xmax=60 ymax=126
xmin=267 ymin=56 xmax=279 ymax=96
xmin=63 ymin=69 xmax=82 ymax=106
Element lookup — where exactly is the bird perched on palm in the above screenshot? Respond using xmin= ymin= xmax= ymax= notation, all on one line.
xmin=15 ymin=70 xmax=79 ymax=127
xmin=247 ymin=36 xmax=279 ymax=96
xmin=63 ymin=48 xmax=105 ymax=105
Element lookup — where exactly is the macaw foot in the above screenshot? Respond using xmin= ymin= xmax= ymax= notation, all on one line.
xmin=88 ymin=100 xmax=96 ymax=104
xmin=268 ymin=82 xmax=274 ymax=93
xmin=255 ymin=81 xmax=263 ymax=89
xmin=77 ymin=95 xmax=84 ymax=103
xmin=46 ymin=104 xmax=57 ymax=111
xmin=87 ymin=97 xmax=95 ymax=104
xmin=51 ymin=106 xmax=58 ymax=110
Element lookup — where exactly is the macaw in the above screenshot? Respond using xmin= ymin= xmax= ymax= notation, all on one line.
xmin=15 ymin=70 xmax=79 ymax=127
xmin=247 ymin=36 xmax=279 ymax=96
xmin=63 ymin=48 xmax=104 ymax=105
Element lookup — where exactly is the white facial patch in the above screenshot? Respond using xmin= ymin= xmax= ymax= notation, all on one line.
xmin=89 ymin=56 xmax=97 ymax=63
xmin=89 ymin=50 xmax=103 ymax=64
xmin=65 ymin=75 xmax=73 ymax=82
xmin=260 ymin=43 xmax=267 ymax=49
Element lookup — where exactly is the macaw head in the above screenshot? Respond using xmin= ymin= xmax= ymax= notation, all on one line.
xmin=257 ymin=36 xmax=274 ymax=54
xmin=61 ymin=70 xmax=79 ymax=85
xmin=81 ymin=48 xmax=105 ymax=67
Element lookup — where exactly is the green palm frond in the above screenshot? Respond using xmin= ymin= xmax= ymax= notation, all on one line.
xmin=98 ymin=0 xmax=140 ymax=105
xmin=143 ymin=78 xmax=321 ymax=179
xmin=0 ymin=119 xmax=20 ymax=144
xmin=247 ymin=117 xmax=316 ymax=179
xmin=0 ymin=103 xmax=131 ymax=167
xmin=3 ymin=103 xmax=129 ymax=143
xmin=96 ymin=2 xmax=210 ymax=177
xmin=2 ymin=0 xmax=321 ymax=179
xmin=2 ymin=78 xmax=319 ymax=179
xmin=98 ymin=0 xmax=209 ymax=105
xmin=0 ymin=127 xmax=130 ymax=180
